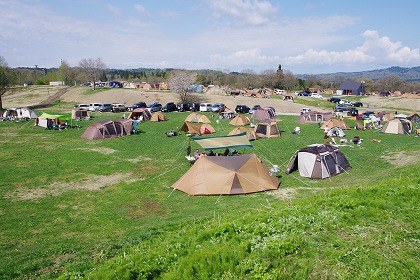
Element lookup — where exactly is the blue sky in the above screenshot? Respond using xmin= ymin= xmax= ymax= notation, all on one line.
xmin=1 ymin=0 xmax=419 ymax=74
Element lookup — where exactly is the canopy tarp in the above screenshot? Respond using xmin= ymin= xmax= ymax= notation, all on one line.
xmin=38 ymin=112 xmax=71 ymax=120
xmin=192 ymin=133 xmax=253 ymax=151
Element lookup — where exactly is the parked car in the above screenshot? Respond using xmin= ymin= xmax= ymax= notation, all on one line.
xmin=74 ymin=104 xmax=90 ymax=110
xmin=177 ymin=103 xmax=189 ymax=112
xmin=339 ymin=99 xmax=352 ymax=106
xmin=249 ymin=105 xmax=261 ymax=114
xmin=112 ymin=103 xmax=126 ymax=113
xmin=199 ymin=103 xmax=213 ymax=112
xmin=98 ymin=103 xmax=113 ymax=112
xmin=274 ymin=89 xmax=285 ymax=94
xmin=128 ymin=102 xmax=147 ymax=111
xmin=351 ymin=101 xmax=364 ymax=107
xmin=328 ymin=97 xmax=341 ymax=103
xmin=147 ymin=102 xmax=162 ymax=112
xmin=363 ymin=111 xmax=375 ymax=117
xmin=311 ymin=93 xmax=324 ymax=99
xmin=189 ymin=103 xmax=200 ymax=112
xmin=348 ymin=108 xmax=359 ymax=116
xmin=297 ymin=90 xmax=311 ymax=96
xmin=235 ymin=105 xmax=250 ymax=113
xmin=335 ymin=104 xmax=352 ymax=111
xmin=161 ymin=102 xmax=178 ymax=112
xmin=301 ymin=107 xmax=311 ymax=114
xmin=211 ymin=103 xmax=225 ymax=112
xmin=88 ymin=103 xmax=102 ymax=111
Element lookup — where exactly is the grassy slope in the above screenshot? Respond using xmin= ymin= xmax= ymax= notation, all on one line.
xmin=0 ymin=92 xmax=419 ymax=279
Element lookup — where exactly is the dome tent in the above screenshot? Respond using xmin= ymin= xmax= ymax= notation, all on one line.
xmin=285 ymin=144 xmax=351 ymax=179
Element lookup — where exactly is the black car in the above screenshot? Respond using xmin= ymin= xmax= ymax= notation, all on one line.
xmin=351 ymin=101 xmax=364 ymax=107
xmin=177 ymin=103 xmax=189 ymax=112
xmin=128 ymin=102 xmax=147 ymax=111
xmin=297 ymin=90 xmax=311 ymax=96
xmin=328 ymin=97 xmax=341 ymax=103
xmin=235 ymin=105 xmax=250 ymax=113
xmin=188 ymin=103 xmax=200 ymax=112
xmin=161 ymin=102 xmax=178 ymax=112
xmin=147 ymin=102 xmax=162 ymax=112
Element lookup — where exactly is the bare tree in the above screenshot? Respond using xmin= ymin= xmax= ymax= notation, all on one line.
xmin=0 ymin=56 xmax=14 ymax=110
xmin=168 ymin=70 xmax=201 ymax=104
xmin=78 ymin=57 xmax=106 ymax=90
xmin=282 ymin=71 xmax=298 ymax=91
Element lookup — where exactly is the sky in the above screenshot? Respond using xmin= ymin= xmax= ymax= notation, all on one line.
xmin=1 ymin=0 xmax=420 ymax=74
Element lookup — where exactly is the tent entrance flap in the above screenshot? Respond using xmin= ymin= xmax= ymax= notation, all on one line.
xmin=192 ymin=133 xmax=253 ymax=151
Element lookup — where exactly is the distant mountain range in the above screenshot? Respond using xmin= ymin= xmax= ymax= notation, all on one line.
xmin=298 ymin=66 xmax=420 ymax=82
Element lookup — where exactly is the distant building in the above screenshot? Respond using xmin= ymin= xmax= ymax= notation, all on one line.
xmin=49 ymin=81 xmax=65 ymax=86
xmin=337 ymin=81 xmax=364 ymax=96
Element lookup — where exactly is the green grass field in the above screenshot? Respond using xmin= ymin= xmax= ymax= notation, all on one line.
xmin=0 ymin=100 xmax=419 ymax=279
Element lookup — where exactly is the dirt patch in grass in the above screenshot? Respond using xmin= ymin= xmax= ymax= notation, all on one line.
xmin=126 ymin=198 xmax=167 ymax=219
xmin=381 ymin=150 xmax=420 ymax=167
xmin=126 ymin=155 xmax=152 ymax=163
xmin=266 ymin=188 xmax=298 ymax=200
xmin=5 ymin=173 xmax=136 ymax=201
xmin=76 ymin=147 xmax=117 ymax=154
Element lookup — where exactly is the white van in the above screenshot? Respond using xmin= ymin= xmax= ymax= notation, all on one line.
xmin=199 ymin=103 xmax=212 ymax=112
xmin=88 ymin=103 xmax=102 ymax=111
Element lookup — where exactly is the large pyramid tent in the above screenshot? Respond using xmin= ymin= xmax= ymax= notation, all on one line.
xmin=171 ymin=154 xmax=279 ymax=195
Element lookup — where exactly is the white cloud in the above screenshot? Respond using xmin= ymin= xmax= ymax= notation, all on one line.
xmin=282 ymin=30 xmax=420 ymax=69
xmin=208 ymin=0 xmax=277 ymax=25
xmin=107 ymin=5 xmax=121 ymax=17
xmin=134 ymin=4 xmax=149 ymax=17
xmin=209 ymin=48 xmax=280 ymax=69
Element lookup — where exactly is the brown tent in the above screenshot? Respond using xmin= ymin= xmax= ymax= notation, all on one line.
xmin=251 ymin=107 xmax=276 ymax=121
xmin=150 ymin=112 xmax=168 ymax=122
xmin=127 ymin=108 xmax=151 ymax=121
xmin=228 ymin=126 xmax=258 ymax=141
xmin=229 ymin=115 xmax=251 ymax=126
xmin=320 ymin=119 xmax=350 ymax=130
xmin=80 ymin=119 xmax=124 ymax=140
xmin=119 ymin=119 xmax=134 ymax=135
xmin=171 ymin=154 xmax=279 ymax=195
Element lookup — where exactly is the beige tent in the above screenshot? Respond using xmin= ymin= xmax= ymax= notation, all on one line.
xmin=255 ymin=121 xmax=280 ymax=138
xmin=179 ymin=122 xmax=216 ymax=135
xmin=184 ymin=113 xmax=211 ymax=123
xmin=200 ymin=123 xmax=216 ymax=134
xmin=171 ymin=154 xmax=279 ymax=195
xmin=228 ymin=126 xmax=258 ymax=141
xmin=382 ymin=119 xmax=412 ymax=135
xmin=71 ymin=109 xmax=90 ymax=120
xmin=320 ymin=119 xmax=350 ymax=130
xmin=150 ymin=112 xmax=168 ymax=122
xmin=229 ymin=115 xmax=251 ymax=126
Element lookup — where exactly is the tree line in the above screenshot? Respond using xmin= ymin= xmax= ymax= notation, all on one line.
xmin=1 ymin=55 xmax=419 ymax=109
